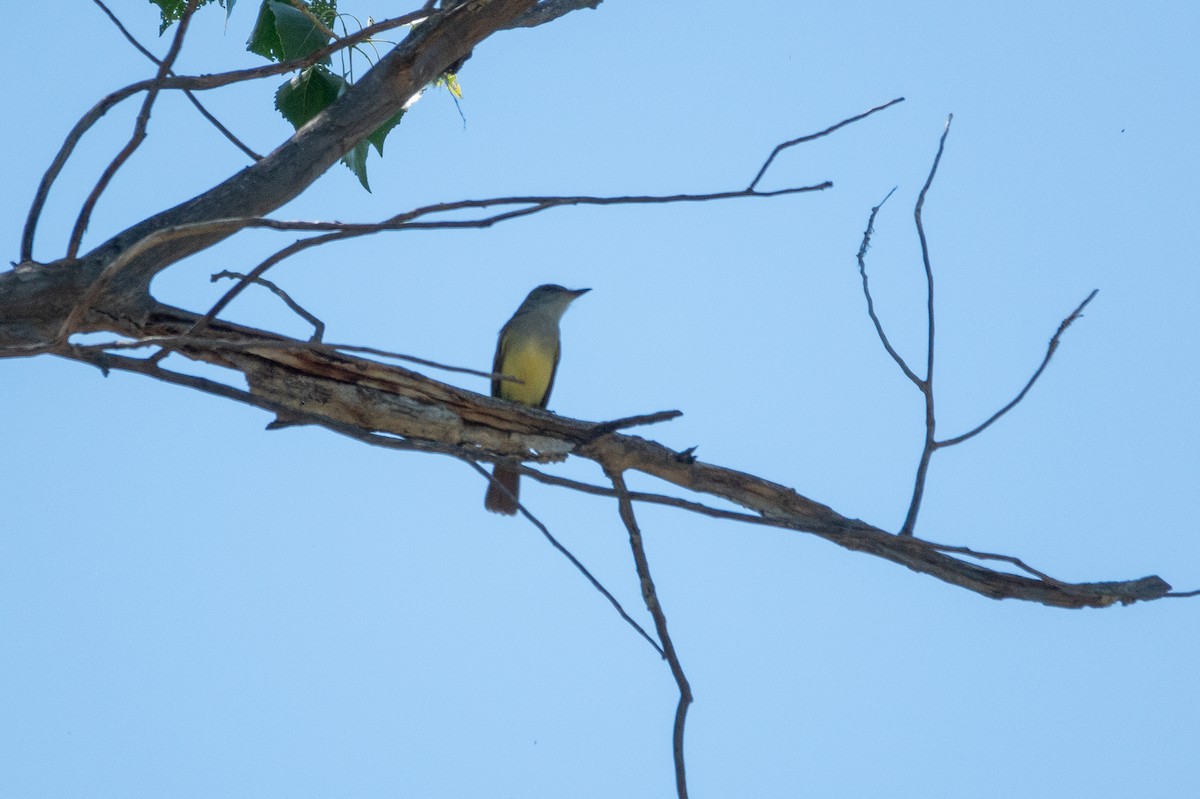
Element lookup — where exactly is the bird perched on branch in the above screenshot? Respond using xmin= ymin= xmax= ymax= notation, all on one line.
xmin=485 ymin=284 xmax=590 ymax=514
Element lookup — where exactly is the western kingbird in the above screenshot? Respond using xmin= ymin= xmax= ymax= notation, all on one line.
xmin=484 ymin=284 xmax=590 ymax=514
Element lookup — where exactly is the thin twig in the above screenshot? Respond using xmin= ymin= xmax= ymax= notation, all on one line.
xmin=587 ymin=410 xmax=683 ymax=437
xmin=937 ymin=290 xmax=1099 ymax=447
xmin=66 ymin=0 xmax=201 ymax=260
xmin=211 ymin=271 xmax=325 ymax=341
xmin=855 ymin=186 xmax=923 ymax=387
xmin=913 ymin=538 xmax=1065 ymax=585
xmin=91 ymin=0 xmax=262 ymax=162
xmin=747 ymin=97 xmax=905 ymax=191
xmin=607 ymin=468 xmax=691 ymax=799
xmin=467 ymin=461 xmax=665 ymax=657
xmin=75 ymin=334 xmax=500 ymax=381
xmin=186 ymin=183 xmax=831 ymax=337
xmin=898 ymin=114 xmax=953 ymax=537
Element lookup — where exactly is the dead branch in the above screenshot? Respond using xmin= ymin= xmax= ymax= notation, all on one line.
xmin=34 ymin=300 xmax=1172 ymax=610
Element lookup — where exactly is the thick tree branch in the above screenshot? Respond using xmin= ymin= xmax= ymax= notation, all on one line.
xmin=40 ymin=300 xmax=1170 ymax=609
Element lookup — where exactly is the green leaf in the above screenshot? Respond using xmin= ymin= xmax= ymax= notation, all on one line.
xmin=366 ymin=110 xmax=406 ymax=157
xmin=274 ymin=65 xmax=345 ymax=130
xmin=152 ymin=0 xmax=227 ymax=35
xmin=247 ymin=0 xmax=331 ymax=62
xmin=341 ymin=141 xmax=371 ymax=192
xmin=246 ymin=1 xmax=284 ymax=60
xmin=270 ymin=0 xmax=330 ymax=61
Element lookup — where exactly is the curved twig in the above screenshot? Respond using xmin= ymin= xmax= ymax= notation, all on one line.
xmin=936 ymin=290 xmax=1099 ymax=447
xmin=855 ymin=186 xmax=923 ymax=386
xmin=747 ymin=97 xmax=905 ymax=191
xmin=211 ymin=271 xmax=325 ymax=341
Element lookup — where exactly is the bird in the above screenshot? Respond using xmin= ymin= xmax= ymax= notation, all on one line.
xmin=484 ymin=284 xmax=590 ymax=514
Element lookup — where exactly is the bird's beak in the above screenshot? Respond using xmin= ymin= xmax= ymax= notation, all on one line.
xmin=570 ymin=288 xmax=591 ymax=298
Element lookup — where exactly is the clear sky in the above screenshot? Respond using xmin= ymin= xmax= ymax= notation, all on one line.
xmin=3 ymin=2 xmax=1198 ymax=797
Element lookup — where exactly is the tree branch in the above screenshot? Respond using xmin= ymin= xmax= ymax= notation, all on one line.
xmin=0 ymin=281 xmax=1172 ymax=610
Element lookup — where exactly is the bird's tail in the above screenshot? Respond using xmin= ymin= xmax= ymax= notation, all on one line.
xmin=484 ymin=464 xmax=520 ymax=515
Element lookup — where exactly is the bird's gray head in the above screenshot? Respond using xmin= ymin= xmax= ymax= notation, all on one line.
xmin=515 ymin=284 xmax=590 ymax=319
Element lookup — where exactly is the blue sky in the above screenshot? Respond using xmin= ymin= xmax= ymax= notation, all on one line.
xmin=3 ymin=2 xmax=1198 ymax=796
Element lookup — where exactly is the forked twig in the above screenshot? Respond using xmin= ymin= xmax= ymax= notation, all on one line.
xmin=211 ymin=271 xmax=326 ymax=341
xmin=855 ymin=115 xmax=1099 ymax=537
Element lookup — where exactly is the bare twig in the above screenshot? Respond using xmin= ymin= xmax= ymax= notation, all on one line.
xmin=211 ymin=271 xmax=325 ymax=341
xmin=467 ymin=461 xmax=665 ymax=657
xmin=587 ymin=410 xmax=683 ymax=437
xmin=607 ymin=468 xmax=691 ymax=799
xmin=747 ymin=97 xmax=905 ymax=191
xmin=855 ymin=186 xmax=923 ymax=387
xmin=937 ymin=290 xmax=1099 ymax=447
xmin=59 ymin=334 xmax=497 ymax=381
xmin=898 ymin=114 xmax=953 ymax=537
xmin=915 ymin=538 xmax=1065 ymax=585
xmin=91 ymin=0 xmax=262 ymax=162
xmin=187 ymin=182 xmax=832 ymax=336
xmin=67 ymin=0 xmax=202 ymax=260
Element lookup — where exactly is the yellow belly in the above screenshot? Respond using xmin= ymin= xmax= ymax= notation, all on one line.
xmin=499 ymin=339 xmax=556 ymax=406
